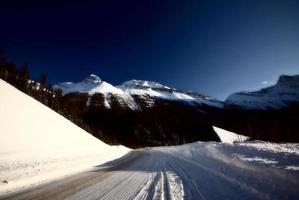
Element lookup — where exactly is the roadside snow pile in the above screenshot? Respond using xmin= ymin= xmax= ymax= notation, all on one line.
xmin=221 ymin=141 xmax=299 ymax=170
xmin=213 ymin=126 xmax=249 ymax=143
xmin=0 ymin=79 xmax=130 ymax=195
xmin=159 ymin=141 xmax=299 ymax=172
xmin=212 ymin=126 xmax=298 ymax=170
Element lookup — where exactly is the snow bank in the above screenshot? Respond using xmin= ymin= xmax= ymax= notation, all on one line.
xmin=213 ymin=126 xmax=249 ymax=143
xmin=0 ymin=79 xmax=130 ymax=195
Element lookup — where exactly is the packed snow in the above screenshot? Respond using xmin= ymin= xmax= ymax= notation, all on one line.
xmin=0 ymin=79 xmax=130 ymax=195
xmin=226 ymin=75 xmax=299 ymax=109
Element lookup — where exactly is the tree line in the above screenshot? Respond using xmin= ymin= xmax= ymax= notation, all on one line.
xmin=0 ymin=49 xmax=64 ymax=115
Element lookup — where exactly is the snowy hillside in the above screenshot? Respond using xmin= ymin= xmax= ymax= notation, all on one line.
xmin=226 ymin=75 xmax=299 ymax=109
xmin=0 ymin=79 xmax=130 ymax=195
xmin=54 ymin=74 xmax=223 ymax=109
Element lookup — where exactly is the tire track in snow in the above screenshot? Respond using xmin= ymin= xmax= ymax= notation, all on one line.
xmin=160 ymin=152 xmax=184 ymax=200
xmin=165 ymin=154 xmax=204 ymax=200
xmin=132 ymin=158 xmax=162 ymax=200
xmin=164 ymin=150 xmax=269 ymax=199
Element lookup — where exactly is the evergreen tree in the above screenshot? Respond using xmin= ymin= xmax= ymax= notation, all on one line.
xmin=17 ymin=63 xmax=30 ymax=92
xmin=52 ymin=88 xmax=63 ymax=112
xmin=39 ymin=73 xmax=47 ymax=88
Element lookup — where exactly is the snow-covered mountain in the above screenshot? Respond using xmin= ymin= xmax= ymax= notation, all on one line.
xmin=54 ymin=74 xmax=299 ymax=111
xmin=53 ymin=75 xmax=222 ymax=147
xmin=53 ymin=74 xmax=123 ymax=95
xmin=53 ymin=74 xmax=223 ymax=110
xmin=51 ymin=74 xmax=299 ymax=145
xmin=225 ymin=75 xmax=299 ymax=109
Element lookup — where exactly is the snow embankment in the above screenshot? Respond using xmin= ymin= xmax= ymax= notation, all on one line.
xmin=213 ymin=126 xmax=249 ymax=144
xmin=0 ymin=79 xmax=130 ymax=195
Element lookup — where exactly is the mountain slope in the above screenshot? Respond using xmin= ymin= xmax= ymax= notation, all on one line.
xmin=52 ymin=75 xmax=222 ymax=147
xmin=0 ymin=79 xmax=130 ymax=195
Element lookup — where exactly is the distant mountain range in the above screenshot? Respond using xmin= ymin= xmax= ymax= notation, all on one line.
xmin=54 ymin=74 xmax=299 ymax=110
xmin=53 ymin=74 xmax=299 ymax=147
xmin=54 ymin=74 xmax=223 ymax=110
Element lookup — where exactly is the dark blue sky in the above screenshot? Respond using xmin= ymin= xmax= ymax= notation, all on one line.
xmin=1 ymin=0 xmax=299 ymax=100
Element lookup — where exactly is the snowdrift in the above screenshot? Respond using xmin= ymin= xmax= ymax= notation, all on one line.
xmin=213 ymin=126 xmax=249 ymax=144
xmin=0 ymin=79 xmax=130 ymax=195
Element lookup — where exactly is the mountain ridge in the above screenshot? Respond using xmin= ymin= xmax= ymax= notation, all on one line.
xmin=53 ymin=74 xmax=224 ymax=110
xmin=51 ymin=74 xmax=299 ymax=146
xmin=54 ymin=74 xmax=299 ymax=110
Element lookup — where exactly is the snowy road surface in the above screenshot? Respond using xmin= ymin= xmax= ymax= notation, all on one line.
xmin=1 ymin=142 xmax=299 ymax=200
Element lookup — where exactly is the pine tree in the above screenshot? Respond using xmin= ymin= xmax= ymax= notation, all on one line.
xmin=52 ymin=88 xmax=63 ymax=113
xmin=18 ymin=63 xmax=30 ymax=92
xmin=39 ymin=73 xmax=47 ymax=88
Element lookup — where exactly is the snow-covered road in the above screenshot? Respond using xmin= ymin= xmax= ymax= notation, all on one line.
xmin=2 ymin=142 xmax=299 ymax=200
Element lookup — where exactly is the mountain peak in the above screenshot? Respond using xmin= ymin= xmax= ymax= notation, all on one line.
xmin=119 ymin=80 xmax=171 ymax=90
xmin=83 ymin=74 xmax=101 ymax=83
